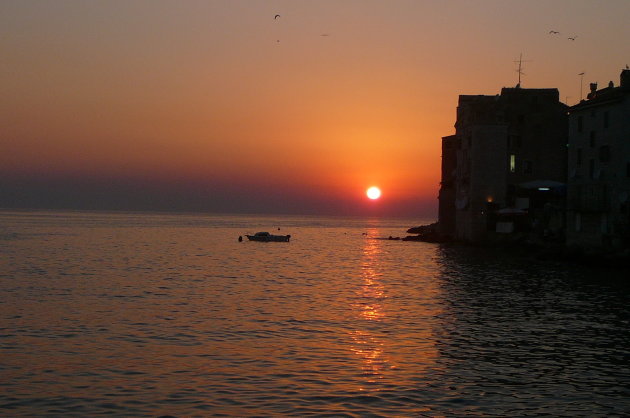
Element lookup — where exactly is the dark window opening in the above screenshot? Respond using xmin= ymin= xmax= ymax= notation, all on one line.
xmin=523 ymin=160 xmax=533 ymax=174
xmin=599 ymin=146 xmax=610 ymax=163
xmin=577 ymin=116 xmax=583 ymax=133
xmin=589 ymin=131 xmax=596 ymax=147
xmin=577 ymin=148 xmax=582 ymax=166
xmin=589 ymin=159 xmax=595 ymax=179
xmin=604 ymin=111 xmax=610 ymax=128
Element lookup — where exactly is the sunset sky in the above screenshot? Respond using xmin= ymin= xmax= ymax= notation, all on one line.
xmin=2 ymin=0 xmax=629 ymax=217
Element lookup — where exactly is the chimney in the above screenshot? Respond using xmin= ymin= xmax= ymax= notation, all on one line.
xmin=621 ymin=69 xmax=630 ymax=88
xmin=587 ymin=82 xmax=598 ymax=99
xmin=608 ymin=80 xmax=614 ymax=88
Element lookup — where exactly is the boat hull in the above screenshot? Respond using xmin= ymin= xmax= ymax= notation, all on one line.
xmin=246 ymin=234 xmax=290 ymax=242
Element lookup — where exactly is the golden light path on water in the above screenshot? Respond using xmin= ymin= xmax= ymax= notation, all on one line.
xmin=350 ymin=227 xmax=441 ymax=392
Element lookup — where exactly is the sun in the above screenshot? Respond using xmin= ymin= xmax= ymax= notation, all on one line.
xmin=366 ymin=186 xmax=381 ymax=200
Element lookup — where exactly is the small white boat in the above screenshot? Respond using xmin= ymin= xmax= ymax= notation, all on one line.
xmin=245 ymin=232 xmax=291 ymax=242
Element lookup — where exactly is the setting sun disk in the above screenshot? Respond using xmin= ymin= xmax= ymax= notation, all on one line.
xmin=366 ymin=187 xmax=381 ymax=200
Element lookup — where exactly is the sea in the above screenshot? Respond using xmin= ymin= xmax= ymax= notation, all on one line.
xmin=1 ymin=210 xmax=629 ymax=417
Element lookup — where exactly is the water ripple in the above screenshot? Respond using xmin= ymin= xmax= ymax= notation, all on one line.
xmin=1 ymin=212 xmax=629 ymax=416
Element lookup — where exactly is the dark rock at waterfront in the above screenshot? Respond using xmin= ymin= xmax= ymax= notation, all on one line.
xmin=404 ymin=222 xmax=445 ymax=243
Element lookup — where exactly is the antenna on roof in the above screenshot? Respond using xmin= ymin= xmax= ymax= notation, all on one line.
xmin=513 ymin=53 xmax=531 ymax=88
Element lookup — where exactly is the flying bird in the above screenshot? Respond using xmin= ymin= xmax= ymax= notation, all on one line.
xmin=274 ymin=14 xmax=280 ymax=19
xmin=549 ymin=30 xmax=560 ymax=34
xmin=568 ymin=36 xmax=577 ymax=41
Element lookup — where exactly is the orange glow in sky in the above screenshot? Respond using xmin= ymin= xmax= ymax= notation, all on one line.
xmin=1 ymin=0 xmax=629 ymax=216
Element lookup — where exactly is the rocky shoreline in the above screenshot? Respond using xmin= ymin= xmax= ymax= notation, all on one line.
xmin=402 ymin=222 xmax=445 ymax=242
xmin=404 ymin=222 xmax=630 ymax=269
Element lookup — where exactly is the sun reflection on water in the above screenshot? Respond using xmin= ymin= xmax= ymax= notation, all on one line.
xmin=349 ymin=330 xmax=389 ymax=382
xmin=357 ymin=230 xmax=386 ymax=322
xmin=349 ymin=228 xmax=393 ymax=386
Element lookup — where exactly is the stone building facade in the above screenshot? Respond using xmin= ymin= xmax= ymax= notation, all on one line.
xmin=438 ymin=135 xmax=457 ymax=239
xmin=438 ymin=87 xmax=568 ymax=242
xmin=566 ymin=69 xmax=630 ymax=250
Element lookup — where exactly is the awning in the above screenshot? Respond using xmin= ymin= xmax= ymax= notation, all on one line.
xmin=518 ymin=180 xmax=565 ymax=189
xmin=496 ymin=207 xmax=528 ymax=215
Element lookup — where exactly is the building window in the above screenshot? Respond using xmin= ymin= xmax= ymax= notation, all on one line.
xmin=510 ymin=154 xmax=516 ymax=172
xmin=589 ymin=159 xmax=595 ymax=179
xmin=578 ymin=116 xmax=583 ymax=133
xmin=604 ymin=111 xmax=609 ymax=128
xmin=599 ymin=146 xmax=610 ymax=163
xmin=508 ymin=136 xmax=523 ymax=148
xmin=523 ymin=160 xmax=533 ymax=174
xmin=508 ymin=135 xmax=521 ymax=147
xmin=577 ymin=148 xmax=582 ymax=166
xmin=589 ymin=131 xmax=596 ymax=147
xmin=575 ymin=213 xmax=581 ymax=232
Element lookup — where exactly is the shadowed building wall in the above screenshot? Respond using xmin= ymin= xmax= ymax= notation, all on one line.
xmin=566 ymin=69 xmax=630 ymax=250
xmin=438 ymin=135 xmax=457 ymax=238
xmin=440 ymin=87 xmax=568 ymax=242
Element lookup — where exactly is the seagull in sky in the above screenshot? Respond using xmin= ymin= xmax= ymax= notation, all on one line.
xmin=549 ymin=30 xmax=560 ymax=34
xmin=568 ymin=36 xmax=577 ymax=41
xmin=274 ymin=14 xmax=280 ymax=20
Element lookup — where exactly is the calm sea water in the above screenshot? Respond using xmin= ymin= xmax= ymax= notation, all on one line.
xmin=1 ymin=210 xmax=629 ymax=416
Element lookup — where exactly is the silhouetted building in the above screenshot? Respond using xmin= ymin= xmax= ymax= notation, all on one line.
xmin=439 ymin=87 xmax=568 ymax=242
xmin=438 ymin=135 xmax=457 ymax=239
xmin=566 ymin=69 xmax=630 ymax=250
